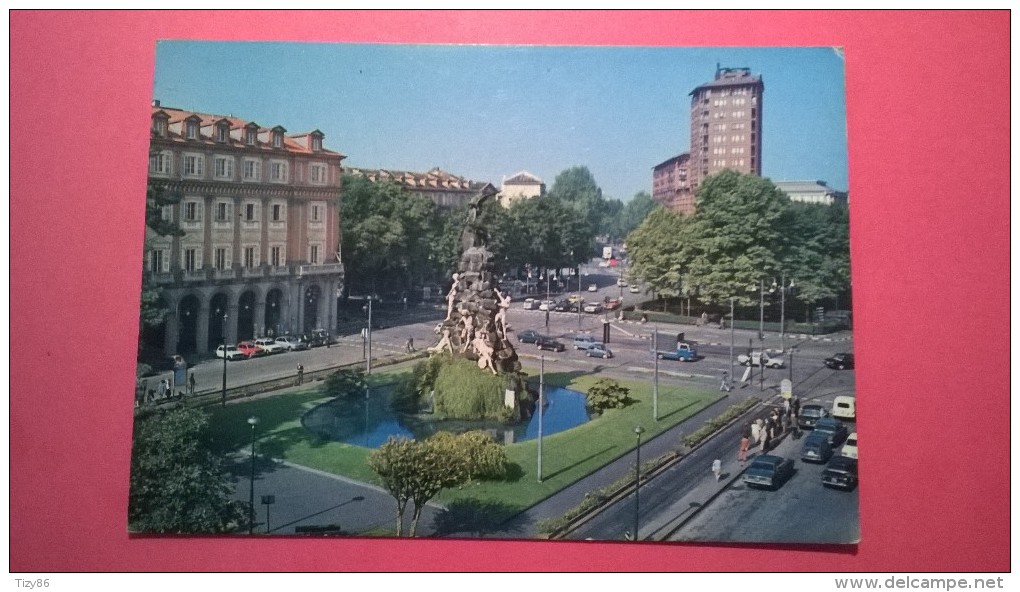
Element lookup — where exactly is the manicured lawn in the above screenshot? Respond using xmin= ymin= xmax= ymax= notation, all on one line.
xmin=202 ymin=363 xmax=722 ymax=522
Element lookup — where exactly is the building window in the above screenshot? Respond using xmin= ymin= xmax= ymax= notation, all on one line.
xmin=270 ymin=161 xmax=288 ymax=182
xmin=214 ymin=156 xmax=234 ymax=180
xmin=311 ymin=205 xmax=321 ymax=222
xmin=242 ymin=159 xmax=260 ymax=181
xmin=272 ymin=132 xmax=283 ymax=148
xmin=243 ymin=247 xmax=257 ymax=268
xmin=310 ymin=163 xmax=327 ymax=184
xmin=160 ymin=205 xmax=173 ymax=222
xmin=183 ymin=154 xmax=204 ymax=177
xmin=272 ymin=203 xmax=283 ymax=222
xmin=148 ymin=249 xmax=166 ymax=274
xmin=216 ymin=125 xmax=229 ymax=143
xmin=270 ymin=246 xmax=282 ymax=267
xmin=184 ymin=248 xmax=198 ymax=272
xmin=184 ymin=201 xmax=198 ymax=222
xmin=245 ymin=203 xmax=256 ymax=222
xmin=149 ymin=151 xmax=171 ymax=175
xmin=214 ymin=247 xmax=229 ymax=270
xmin=312 ymin=136 xmax=322 ymax=151
xmin=245 ymin=127 xmax=258 ymax=145
xmin=309 ymin=245 xmax=319 ymax=264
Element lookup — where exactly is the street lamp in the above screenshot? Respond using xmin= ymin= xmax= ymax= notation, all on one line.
xmin=729 ymin=297 xmax=736 ymax=390
xmin=362 ymin=296 xmax=373 ymax=374
xmin=771 ymin=274 xmax=795 ymax=353
xmin=247 ymin=415 xmax=259 ymax=534
xmin=651 ymin=325 xmax=659 ymax=421
xmin=221 ymin=312 xmax=228 ymax=408
xmin=537 ymin=354 xmax=545 ymax=483
xmin=632 ymin=425 xmax=646 ymax=540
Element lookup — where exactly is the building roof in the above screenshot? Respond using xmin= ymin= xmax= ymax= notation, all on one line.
xmin=689 ymin=66 xmax=763 ymax=95
xmin=653 ymin=153 xmax=690 ymax=170
xmin=346 ymin=166 xmax=487 ymax=192
xmin=503 ymin=171 xmax=544 ymax=185
xmin=774 ymin=180 xmax=846 ymax=194
xmin=151 ymin=102 xmax=343 ymax=157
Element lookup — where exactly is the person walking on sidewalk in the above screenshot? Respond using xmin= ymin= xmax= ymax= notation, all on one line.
xmin=720 ymin=372 xmax=732 ymax=392
xmin=188 ymin=372 xmax=196 ymax=397
xmin=296 ymin=364 xmax=304 ymax=386
xmin=738 ymin=430 xmax=751 ymax=464
xmin=405 ymin=336 xmax=415 ymax=353
xmin=712 ymin=458 xmax=722 ymax=481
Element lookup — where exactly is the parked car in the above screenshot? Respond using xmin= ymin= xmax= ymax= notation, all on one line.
xmin=585 ymin=344 xmax=614 ymax=359
xmin=587 ymin=283 xmax=598 ymax=292
xmin=629 ymin=285 xmax=641 ymax=293
xmin=738 ymin=351 xmax=785 ymax=368
xmin=301 ymin=329 xmax=331 ymax=348
xmin=517 ymin=329 xmax=542 ymax=344
xmin=824 ymin=352 xmax=855 ymax=370
xmin=572 ymin=334 xmax=601 ymax=350
xmin=567 ymin=294 xmax=585 ymax=304
xmin=842 ymin=432 xmax=858 ymax=459
xmin=832 ymin=395 xmax=856 ymax=421
xmin=254 ymin=337 xmax=287 ymax=354
xmin=743 ymin=454 xmax=795 ymax=490
xmin=821 ymin=455 xmax=859 ymax=490
xmin=521 ymin=298 xmax=539 ymax=310
xmin=538 ymin=300 xmax=555 ymax=311
xmin=236 ymin=340 xmax=266 ymax=358
xmin=798 ymin=404 xmax=828 ymax=429
xmin=616 ymin=278 xmax=629 ymax=287
xmin=604 ymin=298 xmax=622 ymax=310
xmin=275 ymin=335 xmax=309 ymax=351
xmin=535 ymin=336 xmax=566 ymax=352
xmin=800 ymin=432 xmax=835 ymax=463
xmin=583 ymin=302 xmax=603 ymax=314
xmin=813 ymin=417 xmax=850 ymax=446
xmin=215 ymin=344 xmax=247 ymax=361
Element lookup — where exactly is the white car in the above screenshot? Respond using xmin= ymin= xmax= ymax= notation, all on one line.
xmin=254 ymin=337 xmax=287 ymax=354
xmin=598 ymin=260 xmax=610 ymax=268
xmin=629 ymin=285 xmax=641 ymax=294
xmin=538 ymin=299 xmax=555 ymax=311
xmin=587 ymin=283 xmax=598 ymax=292
xmin=737 ymin=351 xmax=785 ymax=368
xmin=215 ymin=344 xmax=247 ymax=361
xmin=842 ymin=432 xmax=858 ymax=459
xmin=276 ymin=335 xmax=309 ymax=351
xmin=616 ymin=279 xmax=629 ymax=287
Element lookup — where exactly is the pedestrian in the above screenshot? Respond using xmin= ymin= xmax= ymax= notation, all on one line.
xmin=720 ymin=372 xmax=732 ymax=392
xmin=296 ymin=364 xmax=304 ymax=386
xmin=792 ymin=396 xmax=801 ymax=419
xmin=738 ymin=435 xmax=750 ymax=463
xmin=783 ymin=397 xmax=791 ymax=417
xmin=188 ymin=372 xmax=196 ymax=397
xmin=751 ymin=420 xmax=761 ymax=448
xmin=712 ymin=459 xmax=722 ymax=481
xmin=405 ymin=336 xmax=415 ymax=353
xmin=156 ymin=378 xmax=168 ymax=401
xmin=325 ymin=332 xmax=331 ymax=348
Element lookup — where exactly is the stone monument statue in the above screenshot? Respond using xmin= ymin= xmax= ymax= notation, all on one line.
xmin=428 ymin=185 xmax=521 ymax=375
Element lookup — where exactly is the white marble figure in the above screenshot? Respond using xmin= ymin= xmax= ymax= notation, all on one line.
xmin=428 ymin=328 xmax=454 ymax=354
xmin=445 ymin=273 xmax=461 ymax=321
xmin=494 ymin=288 xmax=512 ymax=339
xmin=459 ymin=312 xmax=475 ymax=353
xmin=472 ymin=335 xmax=497 ymax=374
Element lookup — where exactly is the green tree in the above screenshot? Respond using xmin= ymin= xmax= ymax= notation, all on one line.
xmin=683 ymin=170 xmax=795 ymax=306
xmin=618 ymin=191 xmax=658 ymax=240
xmin=129 ymin=407 xmax=244 ymax=533
xmin=430 ymin=431 xmax=509 ymax=482
xmin=783 ymin=201 xmax=851 ymax=319
xmin=322 ymin=368 xmax=367 ymax=400
xmin=368 ymin=436 xmax=468 ymax=537
xmin=625 ymin=206 xmax=694 ymax=301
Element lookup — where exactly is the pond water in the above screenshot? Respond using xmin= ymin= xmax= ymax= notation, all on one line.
xmin=301 ymin=384 xmax=590 ymax=448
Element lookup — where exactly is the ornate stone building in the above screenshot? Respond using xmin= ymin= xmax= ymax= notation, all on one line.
xmin=498 ymin=170 xmax=545 ymax=208
xmin=145 ymin=101 xmax=345 ymax=356
xmin=651 ymin=153 xmax=693 ymax=214
xmin=345 ymin=167 xmax=487 ymax=209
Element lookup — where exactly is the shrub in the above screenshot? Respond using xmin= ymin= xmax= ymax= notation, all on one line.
xmin=322 ymin=368 xmax=367 ymax=400
xmin=586 ymin=378 xmax=633 ymax=414
xmin=432 ymin=358 xmax=508 ymax=421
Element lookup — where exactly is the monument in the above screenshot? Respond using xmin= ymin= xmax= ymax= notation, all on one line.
xmin=428 ymin=185 xmax=522 ymax=375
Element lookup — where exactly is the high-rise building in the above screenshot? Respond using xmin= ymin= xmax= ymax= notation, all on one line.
xmin=688 ymin=66 xmax=764 ymax=192
xmin=144 ymin=101 xmax=345 ymax=357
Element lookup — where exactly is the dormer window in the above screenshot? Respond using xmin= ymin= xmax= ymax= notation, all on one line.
xmin=185 ymin=116 xmax=200 ymax=140
xmin=152 ymin=112 xmax=169 ymax=137
xmin=310 ymin=130 xmax=324 ymax=152
xmin=215 ymin=121 xmax=230 ymax=143
xmin=244 ymin=124 xmax=259 ymax=146
xmin=271 ymin=126 xmax=286 ymax=149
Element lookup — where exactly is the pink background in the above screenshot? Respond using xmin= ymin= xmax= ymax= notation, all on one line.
xmin=10 ymin=11 xmax=1010 ymax=572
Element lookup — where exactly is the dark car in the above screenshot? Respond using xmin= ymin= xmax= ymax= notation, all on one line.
xmin=517 ymin=329 xmax=542 ymax=344
xmin=585 ymin=344 xmax=614 ymax=359
xmin=301 ymin=329 xmax=331 ymax=348
xmin=798 ymin=404 xmax=828 ymax=429
xmin=553 ymin=300 xmax=572 ymax=312
xmin=535 ymin=336 xmax=566 ymax=352
xmin=742 ymin=454 xmax=795 ymax=490
xmin=821 ymin=455 xmax=859 ymax=490
xmin=813 ymin=417 xmax=849 ymax=446
xmin=800 ymin=432 xmax=835 ymax=463
xmin=824 ymin=352 xmax=855 ymax=370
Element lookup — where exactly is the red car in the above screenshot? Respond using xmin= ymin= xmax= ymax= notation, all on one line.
xmin=236 ymin=340 xmax=266 ymax=358
xmin=604 ymin=298 xmax=623 ymax=311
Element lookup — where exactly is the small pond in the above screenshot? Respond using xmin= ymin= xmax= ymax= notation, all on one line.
xmin=301 ymin=383 xmax=590 ymax=448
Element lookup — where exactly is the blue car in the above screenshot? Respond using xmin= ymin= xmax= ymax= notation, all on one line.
xmin=743 ymin=454 xmax=795 ymax=490
xmin=585 ymin=344 xmax=614 ymax=359
xmin=517 ymin=330 xmax=542 ymax=344
xmin=800 ymin=432 xmax=834 ymax=463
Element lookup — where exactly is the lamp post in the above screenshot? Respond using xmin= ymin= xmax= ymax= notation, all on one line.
xmin=771 ymin=274 xmax=794 ymax=353
xmin=729 ymin=297 xmax=735 ymax=389
xmin=652 ymin=325 xmax=659 ymax=421
xmin=221 ymin=313 xmax=228 ymax=408
xmin=247 ymin=416 xmax=259 ymax=534
xmin=577 ymin=263 xmax=583 ymax=329
xmin=260 ymin=494 xmax=275 ymax=534
xmin=633 ymin=425 xmax=646 ymax=540
xmin=363 ymin=296 xmax=373 ymax=374
xmin=537 ymin=354 xmax=545 ymax=482
xmin=758 ymin=278 xmax=765 ymax=340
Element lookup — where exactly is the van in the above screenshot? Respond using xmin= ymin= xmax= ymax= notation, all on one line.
xmin=832 ymin=396 xmax=856 ymax=420
xmin=572 ymin=334 xmax=600 ymax=351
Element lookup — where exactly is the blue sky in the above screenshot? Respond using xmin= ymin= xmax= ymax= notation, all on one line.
xmin=153 ymin=42 xmax=848 ymax=201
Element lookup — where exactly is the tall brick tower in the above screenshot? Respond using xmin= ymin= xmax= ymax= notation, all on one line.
xmin=688 ymin=65 xmax=764 ymax=192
